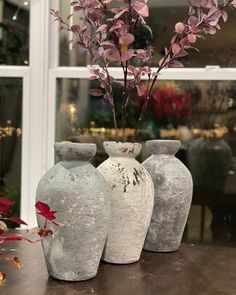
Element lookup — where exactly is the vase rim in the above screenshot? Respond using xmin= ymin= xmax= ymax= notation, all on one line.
xmin=103 ymin=141 xmax=141 ymax=158
xmin=146 ymin=140 xmax=181 ymax=155
xmin=54 ymin=142 xmax=97 ymax=161
xmin=147 ymin=139 xmax=180 ymax=144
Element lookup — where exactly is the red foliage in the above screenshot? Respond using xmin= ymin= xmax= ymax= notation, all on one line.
xmin=8 ymin=216 xmax=28 ymax=226
xmin=138 ymin=86 xmax=191 ymax=124
xmin=35 ymin=201 xmax=57 ymax=221
xmin=0 ymin=198 xmax=62 ymax=285
xmin=0 ymin=198 xmax=14 ymax=216
xmin=38 ymin=229 xmax=53 ymax=238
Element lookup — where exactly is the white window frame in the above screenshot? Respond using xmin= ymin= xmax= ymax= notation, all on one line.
xmin=1 ymin=0 xmax=236 ymax=226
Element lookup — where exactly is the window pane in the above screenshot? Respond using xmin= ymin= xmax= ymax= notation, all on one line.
xmin=59 ymin=0 xmax=236 ymax=67
xmin=56 ymin=78 xmax=236 ymax=246
xmin=59 ymin=0 xmax=88 ymax=67
xmin=0 ymin=0 xmax=30 ymax=65
xmin=0 ymin=78 xmax=22 ymax=224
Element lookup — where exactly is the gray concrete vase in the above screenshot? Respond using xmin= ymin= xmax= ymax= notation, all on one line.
xmin=142 ymin=140 xmax=193 ymax=252
xmin=98 ymin=141 xmax=154 ymax=264
xmin=36 ymin=142 xmax=110 ymax=281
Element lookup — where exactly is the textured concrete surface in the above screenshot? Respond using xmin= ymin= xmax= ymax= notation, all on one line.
xmin=98 ymin=142 xmax=154 ymax=264
xmin=36 ymin=142 xmax=110 ymax=281
xmin=143 ymin=140 xmax=193 ymax=252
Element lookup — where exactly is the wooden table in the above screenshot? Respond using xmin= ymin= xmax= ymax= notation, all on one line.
xmin=1 ymin=235 xmax=236 ymax=295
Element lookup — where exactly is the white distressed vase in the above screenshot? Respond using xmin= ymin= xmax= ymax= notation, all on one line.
xmin=98 ymin=141 xmax=154 ymax=264
xmin=143 ymin=140 xmax=193 ymax=252
xmin=36 ymin=142 xmax=110 ymax=281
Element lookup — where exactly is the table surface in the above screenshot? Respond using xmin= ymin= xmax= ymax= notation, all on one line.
xmin=1 ymin=234 xmax=236 ymax=295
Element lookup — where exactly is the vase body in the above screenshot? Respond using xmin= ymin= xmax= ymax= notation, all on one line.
xmin=188 ymin=137 xmax=232 ymax=191
xmin=36 ymin=142 xmax=110 ymax=281
xmin=143 ymin=140 xmax=193 ymax=252
xmin=97 ymin=141 xmax=154 ymax=264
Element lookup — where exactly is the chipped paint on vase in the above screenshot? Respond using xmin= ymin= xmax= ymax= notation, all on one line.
xmin=98 ymin=141 xmax=154 ymax=264
xmin=36 ymin=142 xmax=110 ymax=281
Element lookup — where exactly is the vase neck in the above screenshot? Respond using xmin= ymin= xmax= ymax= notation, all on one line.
xmin=54 ymin=142 xmax=96 ymax=162
xmin=146 ymin=140 xmax=181 ymax=156
xmin=103 ymin=141 xmax=141 ymax=158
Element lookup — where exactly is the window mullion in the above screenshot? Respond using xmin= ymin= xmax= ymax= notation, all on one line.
xmin=22 ymin=0 xmax=52 ymax=226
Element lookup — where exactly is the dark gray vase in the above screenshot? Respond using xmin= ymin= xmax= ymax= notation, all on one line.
xmin=142 ymin=140 xmax=193 ymax=252
xmin=36 ymin=142 xmax=110 ymax=281
xmin=188 ymin=137 xmax=232 ymax=191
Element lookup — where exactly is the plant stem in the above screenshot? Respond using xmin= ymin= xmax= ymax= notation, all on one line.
xmin=121 ymin=61 xmax=129 ymax=136
xmin=102 ymin=58 xmax=118 ymax=130
xmin=135 ymin=45 xmax=174 ymax=134
xmin=111 ymin=103 xmax=118 ymax=130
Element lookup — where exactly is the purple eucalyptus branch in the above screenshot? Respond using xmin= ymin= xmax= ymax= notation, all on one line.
xmin=135 ymin=0 xmax=236 ymax=134
xmin=51 ymin=0 xmax=236 ymax=137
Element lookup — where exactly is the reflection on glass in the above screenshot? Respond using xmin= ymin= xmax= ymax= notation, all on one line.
xmin=56 ymin=78 xmax=236 ymax=246
xmin=0 ymin=0 xmax=30 ymax=65
xmin=0 ymin=78 xmax=22 ymax=222
xmin=59 ymin=0 xmax=89 ymax=67
xmin=59 ymin=0 xmax=236 ymax=67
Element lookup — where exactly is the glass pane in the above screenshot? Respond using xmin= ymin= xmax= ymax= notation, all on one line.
xmin=59 ymin=0 xmax=88 ymax=67
xmin=0 ymin=78 xmax=22 ymax=224
xmin=56 ymin=78 xmax=236 ymax=246
xmin=59 ymin=0 xmax=236 ymax=67
xmin=0 ymin=0 xmax=30 ymax=65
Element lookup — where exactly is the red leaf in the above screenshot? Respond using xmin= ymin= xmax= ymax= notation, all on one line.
xmin=8 ymin=216 xmax=28 ymax=226
xmin=39 ymin=211 xmax=57 ymax=221
xmin=38 ymin=229 xmax=53 ymax=238
xmin=0 ymin=233 xmax=35 ymax=243
xmin=0 ymin=198 xmax=14 ymax=216
xmin=0 ymin=234 xmax=24 ymax=242
xmin=35 ymin=201 xmax=50 ymax=214
xmin=36 ymin=201 xmax=57 ymax=220
xmin=0 ymin=198 xmax=14 ymax=206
